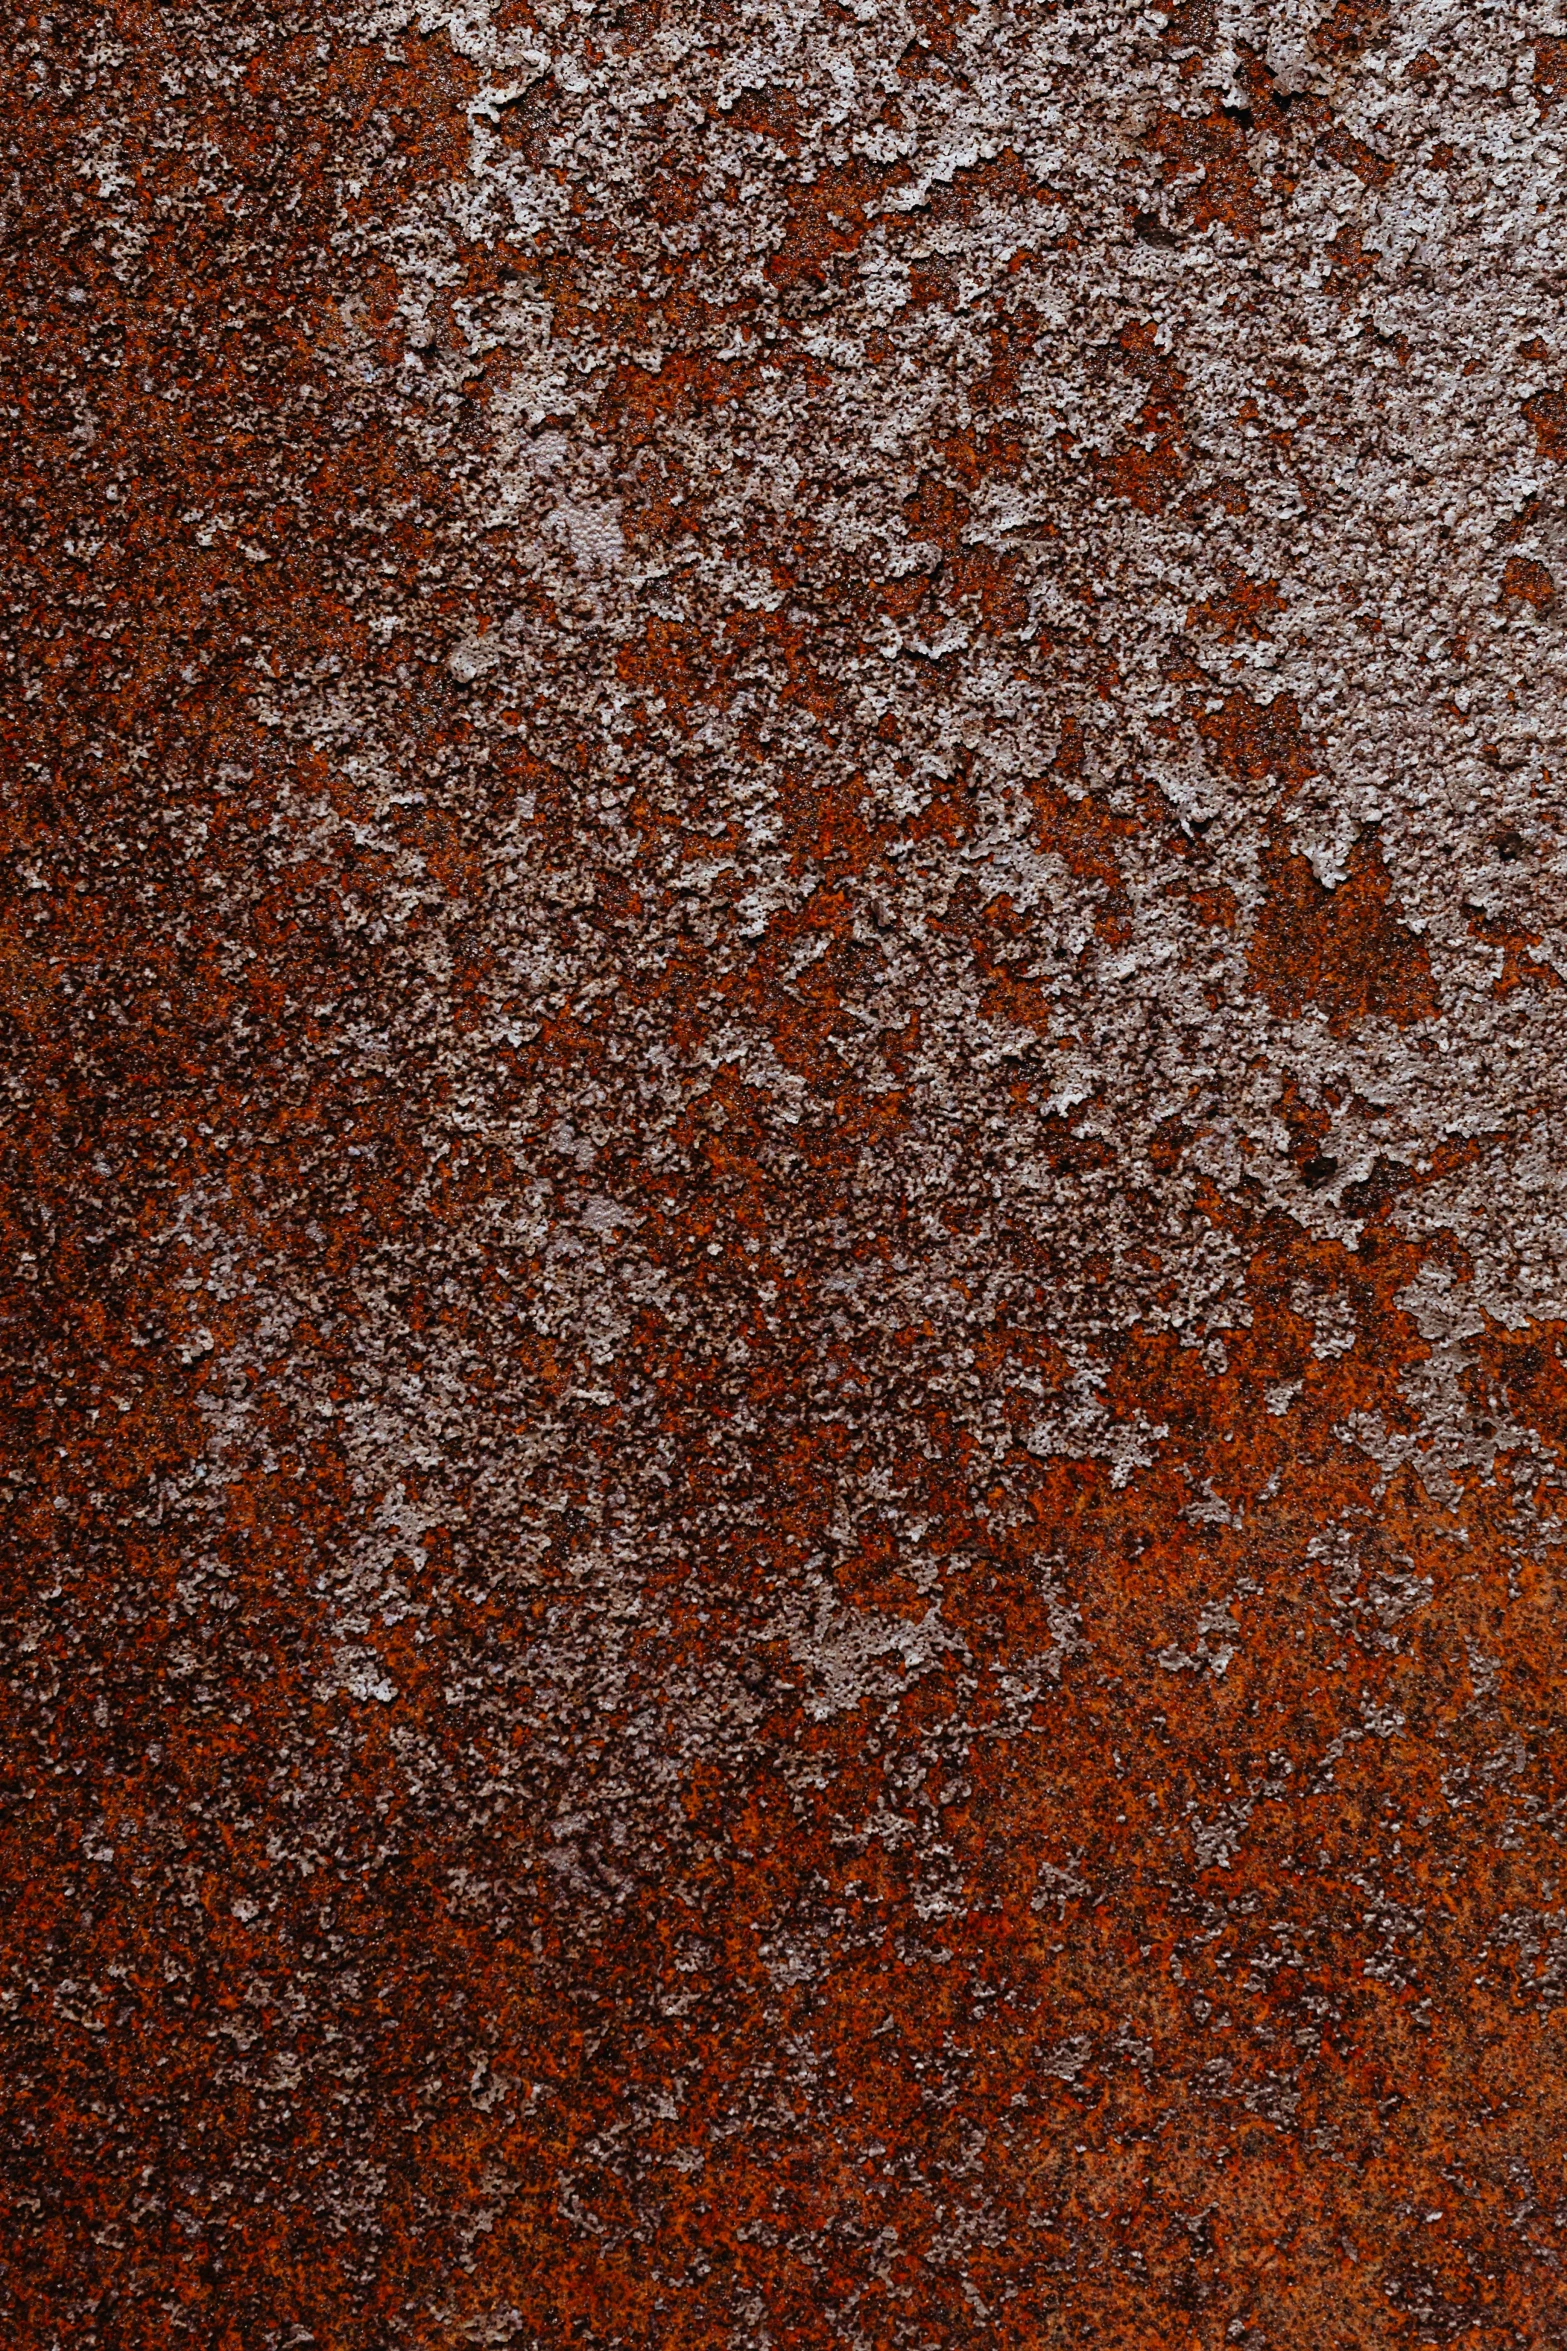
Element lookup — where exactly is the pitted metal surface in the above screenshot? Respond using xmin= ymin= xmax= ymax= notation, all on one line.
xmin=7 ymin=2 xmax=1567 ymax=2343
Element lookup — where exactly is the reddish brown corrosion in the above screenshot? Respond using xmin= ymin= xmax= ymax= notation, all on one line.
xmin=6 ymin=2 xmax=1567 ymax=2347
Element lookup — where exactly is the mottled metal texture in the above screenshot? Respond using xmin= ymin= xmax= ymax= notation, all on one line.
xmin=7 ymin=0 xmax=1567 ymax=2343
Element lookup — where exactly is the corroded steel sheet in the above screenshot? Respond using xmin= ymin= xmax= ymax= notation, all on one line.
xmin=7 ymin=2 xmax=1567 ymax=2343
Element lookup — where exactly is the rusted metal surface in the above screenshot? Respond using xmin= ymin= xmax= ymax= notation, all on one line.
xmin=7 ymin=1 xmax=1567 ymax=2342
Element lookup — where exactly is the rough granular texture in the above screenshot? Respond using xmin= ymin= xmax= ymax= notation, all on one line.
xmin=8 ymin=1 xmax=1567 ymax=2344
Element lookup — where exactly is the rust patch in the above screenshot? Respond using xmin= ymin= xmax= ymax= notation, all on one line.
xmin=766 ymin=158 xmax=909 ymax=290
xmin=1501 ymin=553 xmax=1555 ymax=610
xmin=1523 ymin=375 xmax=1567 ymax=460
xmin=1189 ymin=568 xmax=1286 ymax=642
xmin=1094 ymin=318 xmax=1192 ymax=512
xmin=1143 ymin=102 xmax=1266 ymax=241
xmin=1248 ymin=828 xmax=1440 ymax=1032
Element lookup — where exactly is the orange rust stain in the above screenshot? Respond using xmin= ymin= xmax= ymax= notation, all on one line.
xmin=1094 ymin=319 xmax=1191 ymax=513
xmin=1192 ymin=685 xmax=1321 ymax=791
xmin=1188 ymin=568 xmax=1287 ymax=642
xmin=765 ymin=158 xmax=909 ymax=291
xmin=1536 ymin=36 xmax=1567 ymax=110
xmin=1524 ymin=375 xmax=1567 ymax=460
xmin=1248 ymin=827 xmax=1440 ymax=1032
xmin=1143 ymin=103 xmax=1266 ymax=241
xmin=1500 ymin=553 xmax=1555 ymax=610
